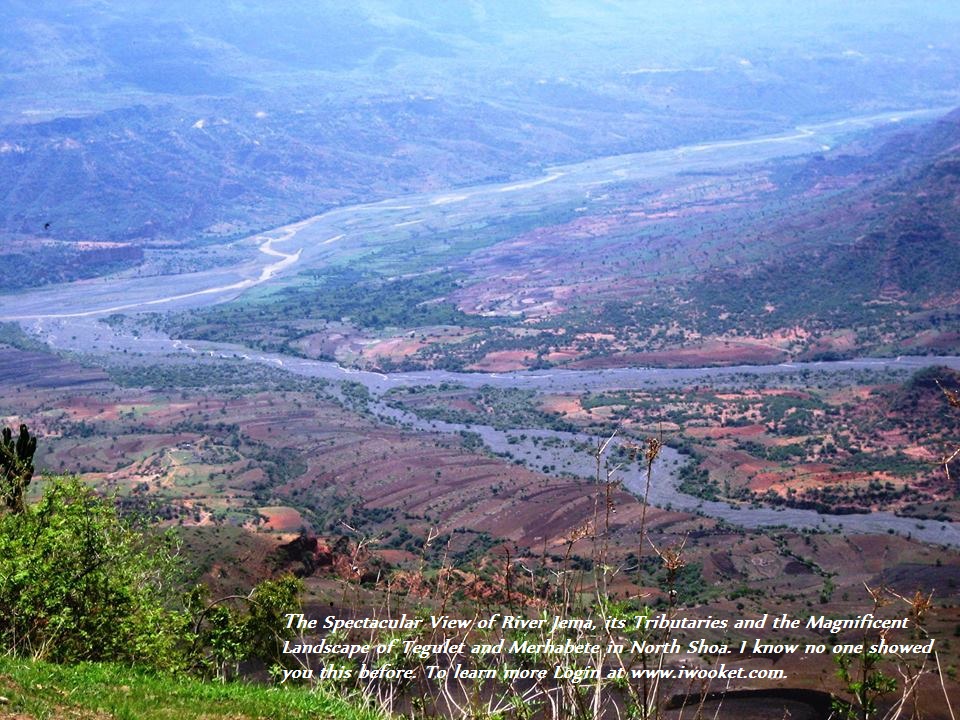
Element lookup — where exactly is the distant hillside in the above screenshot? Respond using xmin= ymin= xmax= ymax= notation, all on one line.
xmin=3 ymin=1 xmax=960 ymax=289
xmin=688 ymin=107 xmax=960 ymax=358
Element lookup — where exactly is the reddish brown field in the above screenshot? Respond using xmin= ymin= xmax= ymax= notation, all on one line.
xmin=465 ymin=349 xmax=537 ymax=372
xmin=257 ymin=506 xmax=307 ymax=532
xmin=686 ymin=424 xmax=767 ymax=439
xmin=565 ymin=341 xmax=787 ymax=369
xmin=3 ymin=344 xmax=959 ymax=705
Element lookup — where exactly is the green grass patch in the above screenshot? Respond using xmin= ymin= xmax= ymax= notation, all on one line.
xmin=0 ymin=657 xmax=381 ymax=720
xmin=0 ymin=321 xmax=49 ymax=352
xmin=580 ymin=391 xmax=635 ymax=410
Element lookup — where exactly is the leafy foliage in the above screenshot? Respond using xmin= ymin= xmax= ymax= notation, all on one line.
xmin=186 ymin=576 xmax=303 ymax=681
xmin=168 ymin=269 xmax=495 ymax=356
xmin=0 ymin=424 xmax=304 ymax=683
xmin=0 ymin=321 xmax=49 ymax=352
xmin=0 ymin=245 xmax=143 ymax=291
xmin=0 ymin=476 xmax=185 ymax=667
xmin=833 ymin=650 xmax=897 ymax=720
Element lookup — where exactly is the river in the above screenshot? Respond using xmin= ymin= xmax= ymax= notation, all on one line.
xmin=30 ymin=315 xmax=960 ymax=547
xmin=0 ymin=106 xmax=946 ymax=322
xmin=2 ymin=105 xmax=958 ymax=545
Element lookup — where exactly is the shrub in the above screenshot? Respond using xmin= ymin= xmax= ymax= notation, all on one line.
xmin=0 ymin=476 xmax=187 ymax=668
xmin=186 ymin=575 xmax=303 ymax=681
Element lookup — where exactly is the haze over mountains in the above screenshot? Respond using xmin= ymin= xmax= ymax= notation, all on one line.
xmin=2 ymin=1 xmax=960 ymax=292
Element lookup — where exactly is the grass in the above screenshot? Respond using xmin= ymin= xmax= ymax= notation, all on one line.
xmin=0 ymin=657 xmax=382 ymax=720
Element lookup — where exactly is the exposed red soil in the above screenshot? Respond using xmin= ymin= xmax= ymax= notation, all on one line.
xmin=4 ymin=346 xmax=960 ymax=700
xmin=685 ymin=424 xmax=767 ymax=439
xmin=0 ymin=349 xmax=110 ymax=391
xmin=258 ymin=506 xmax=306 ymax=532
xmin=540 ymin=396 xmax=588 ymax=418
xmin=363 ymin=336 xmax=428 ymax=358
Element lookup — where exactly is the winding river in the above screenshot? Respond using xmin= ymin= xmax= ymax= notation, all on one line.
xmin=0 ymin=106 xmax=946 ymax=322
xmin=2 ymin=105 xmax=958 ymax=546
xmin=22 ymin=317 xmax=960 ymax=547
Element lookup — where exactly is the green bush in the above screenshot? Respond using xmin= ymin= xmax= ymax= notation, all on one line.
xmin=186 ymin=575 xmax=303 ymax=681
xmin=0 ymin=476 xmax=187 ymax=668
xmin=0 ymin=474 xmax=304 ymax=680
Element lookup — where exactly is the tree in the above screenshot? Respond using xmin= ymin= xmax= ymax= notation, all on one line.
xmin=0 ymin=423 xmax=36 ymax=513
xmin=186 ymin=576 xmax=303 ymax=681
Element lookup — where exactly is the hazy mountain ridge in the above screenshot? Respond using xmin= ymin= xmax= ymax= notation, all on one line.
xmin=5 ymin=5 xmax=960 ymax=715
xmin=4 ymin=1 xmax=960 ymax=291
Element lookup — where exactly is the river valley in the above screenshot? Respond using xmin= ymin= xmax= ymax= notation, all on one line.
xmin=2 ymin=106 xmax=958 ymax=546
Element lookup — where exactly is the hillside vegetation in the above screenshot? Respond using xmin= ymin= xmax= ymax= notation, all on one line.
xmin=4 ymin=2 xmax=960 ymax=289
xmin=0 ymin=449 xmax=377 ymax=719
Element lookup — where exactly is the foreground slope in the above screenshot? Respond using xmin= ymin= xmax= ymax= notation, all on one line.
xmin=0 ymin=657 xmax=381 ymax=720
